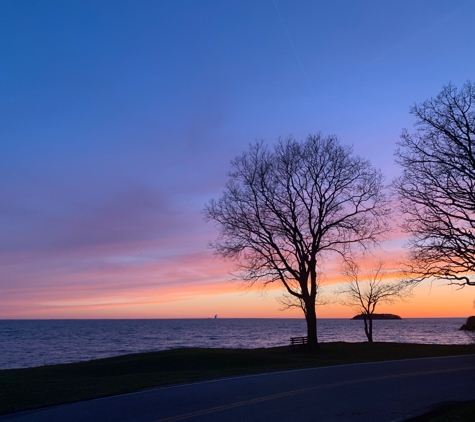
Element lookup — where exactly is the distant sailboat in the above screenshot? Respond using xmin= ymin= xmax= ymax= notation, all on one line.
xmin=214 ymin=314 xmax=218 ymax=319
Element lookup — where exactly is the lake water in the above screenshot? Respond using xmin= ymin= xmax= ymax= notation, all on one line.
xmin=0 ymin=318 xmax=473 ymax=370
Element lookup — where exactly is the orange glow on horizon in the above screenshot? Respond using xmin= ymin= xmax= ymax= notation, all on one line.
xmin=1 ymin=240 xmax=473 ymax=319
xmin=2 ymin=278 xmax=473 ymax=319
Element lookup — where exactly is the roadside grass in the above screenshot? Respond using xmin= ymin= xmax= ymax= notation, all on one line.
xmin=405 ymin=400 xmax=475 ymax=422
xmin=1 ymin=342 xmax=475 ymax=416
xmin=429 ymin=401 xmax=475 ymax=422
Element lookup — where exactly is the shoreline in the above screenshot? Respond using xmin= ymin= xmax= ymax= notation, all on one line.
xmin=2 ymin=318 xmax=471 ymax=371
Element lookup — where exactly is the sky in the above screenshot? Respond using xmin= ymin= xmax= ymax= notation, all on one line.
xmin=1 ymin=0 xmax=474 ymax=319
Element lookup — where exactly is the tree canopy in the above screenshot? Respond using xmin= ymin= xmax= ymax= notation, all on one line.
xmin=395 ymin=81 xmax=475 ymax=287
xmin=205 ymin=134 xmax=390 ymax=349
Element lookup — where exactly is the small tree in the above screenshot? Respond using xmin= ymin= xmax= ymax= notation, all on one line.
xmin=394 ymin=81 xmax=475 ymax=288
xmin=337 ymin=260 xmax=409 ymax=342
xmin=205 ymin=134 xmax=390 ymax=350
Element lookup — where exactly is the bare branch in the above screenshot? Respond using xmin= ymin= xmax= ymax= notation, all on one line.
xmin=394 ymin=81 xmax=475 ymax=289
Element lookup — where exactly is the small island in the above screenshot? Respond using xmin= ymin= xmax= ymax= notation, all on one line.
xmin=459 ymin=316 xmax=475 ymax=331
xmin=352 ymin=313 xmax=402 ymax=320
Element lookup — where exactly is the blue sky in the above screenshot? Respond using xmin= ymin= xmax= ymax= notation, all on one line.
xmin=1 ymin=0 xmax=474 ymax=318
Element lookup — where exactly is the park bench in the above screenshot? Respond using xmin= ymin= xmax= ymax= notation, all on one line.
xmin=290 ymin=336 xmax=308 ymax=350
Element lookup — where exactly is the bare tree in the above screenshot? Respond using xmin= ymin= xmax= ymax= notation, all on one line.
xmin=394 ymin=81 xmax=475 ymax=288
xmin=204 ymin=134 xmax=390 ymax=350
xmin=336 ymin=260 xmax=409 ymax=342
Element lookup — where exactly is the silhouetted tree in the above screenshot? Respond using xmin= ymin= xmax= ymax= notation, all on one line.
xmin=205 ymin=134 xmax=390 ymax=350
xmin=336 ymin=260 xmax=409 ymax=342
xmin=394 ymin=81 xmax=475 ymax=288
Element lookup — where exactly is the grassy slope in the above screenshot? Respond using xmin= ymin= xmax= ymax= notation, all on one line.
xmin=404 ymin=400 xmax=475 ymax=422
xmin=430 ymin=402 xmax=475 ymax=422
xmin=1 ymin=342 xmax=475 ymax=416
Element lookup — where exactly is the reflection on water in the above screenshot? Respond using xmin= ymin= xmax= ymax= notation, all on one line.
xmin=0 ymin=318 xmax=470 ymax=369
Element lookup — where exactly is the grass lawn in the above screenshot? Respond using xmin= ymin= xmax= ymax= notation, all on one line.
xmin=404 ymin=400 xmax=475 ymax=422
xmin=429 ymin=401 xmax=475 ymax=422
xmin=1 ymin=342 xmax=475 ymax=417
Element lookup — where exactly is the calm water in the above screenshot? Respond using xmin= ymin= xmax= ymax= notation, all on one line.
xmin=0 ymin=318 xmax=472 ymax=370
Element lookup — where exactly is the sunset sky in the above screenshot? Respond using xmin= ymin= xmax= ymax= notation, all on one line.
xmin=1 ymin=0 xmax=474 ymax=319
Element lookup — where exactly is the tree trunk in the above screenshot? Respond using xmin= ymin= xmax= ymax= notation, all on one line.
xmin=305 ymin=303 xmax=319 ymax=351
xmin=363 ymin=315 xmax=373 ymax=342
xmin=368 ymin=316 xmax=373 ymax=343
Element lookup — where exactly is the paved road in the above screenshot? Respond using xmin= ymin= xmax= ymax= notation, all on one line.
xmin=2 ymin=355 xmax=475 ymax=422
